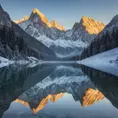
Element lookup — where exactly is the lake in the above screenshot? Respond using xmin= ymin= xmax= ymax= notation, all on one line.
xmin=0 ymin=63 xmax=118 ymax=118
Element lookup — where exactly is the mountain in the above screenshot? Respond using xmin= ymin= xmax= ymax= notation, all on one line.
xmin=73 ymin=16 xmax=105 ymax=34
xmin=14 ymin=8 xmax=65 ymax=31
xmin=13 ymin=15 xmax=29 ymax=24
xmin=81 ymin=14 xmax=118 ymax=59
xmin=15 ymin=8 xmax=105 ymax=58
xmin=0 ymin=5 xmax=56 ymax=60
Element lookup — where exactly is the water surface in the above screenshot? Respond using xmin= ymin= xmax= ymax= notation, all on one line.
xmin=0 ymin=63 xmax=118 ymax=118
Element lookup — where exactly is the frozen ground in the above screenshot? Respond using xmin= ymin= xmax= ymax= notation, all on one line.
xmin=79 ymin=48 xmax=118 ymax=76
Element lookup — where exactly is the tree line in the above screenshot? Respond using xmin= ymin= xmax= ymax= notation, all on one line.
xmin=80 ymin=27 xmax=118 ymax=59
xmin=0 ymin=26 xmax=39 ymax=59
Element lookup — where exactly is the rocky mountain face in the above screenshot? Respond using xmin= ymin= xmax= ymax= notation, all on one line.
xmin=14 ymin=8 xmax=65 ymax=31
xmin=15 ymin=8 xmax=105 ymax=58
xmin=0 ymin=5 xmax=56 ymax=60
xmin=81 ymin=14 xmax=118 ymax=59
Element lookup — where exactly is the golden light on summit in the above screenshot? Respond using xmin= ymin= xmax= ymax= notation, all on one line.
xmin=14 ymin=93 xmax=65 ymax=114
xmin=81 ymin=16 xmax=105 ymax=34
xmin=82 ymin=88 xmax=104 ymax=107
xmin=14 ymin=8 xmax=65 ymax=31
xmin=32 ymin=8 xmax=65 ymax=31
xmin=13 ymin=15 xmax=29 ymax=24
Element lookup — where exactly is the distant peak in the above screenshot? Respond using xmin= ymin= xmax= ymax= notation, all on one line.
xmin=32 ymin=8 xmax=49 ymax=26
xmin=32 ymin=8 xmax=45 ymax=18
xmin=0 ymin=4 xmax=3 ymax=10
xmin=31 ymin=8 xmax=65 ymax=31
xmin=80 ymin=16 xmax=95 ymax=23
xmin=24 ymin=15 xmax=29 ymax=20
xmin=81 ymin=16 xmax=88 ymax=21
xmin=80 ymin=16 xmax=105 ymax=34
xmin=13 ymin=15 xmax=29 ymax=24
xmin=50 ymin=20 xmax=65 ymax=31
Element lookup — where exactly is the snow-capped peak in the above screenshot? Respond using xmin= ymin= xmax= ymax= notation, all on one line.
xmin=31 ymin=8 xmax=49 ymax=25
xmin=0 ymin=4 xmax=3 ymax=11
xmin=31 ymin=8 xmax=65 ymax=31
xmin=50 ymin=20 xmax=65 ymax=31
xmin=73 ymin=16 xmax=105 ymax=34
xmin=32 ymin=8 xmax=47 ymax=19
xmin=13 ymin=15 xmax=29 ymax=24
xmin=14 ymin=8 xmax=65 ymax=31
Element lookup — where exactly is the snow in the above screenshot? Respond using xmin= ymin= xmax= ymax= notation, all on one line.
xmin=27 ymin=57 xmax=42 ymax=68
xmin=0 ymin=56 xmax=77 ymax=68
xmin=36 ymin=35 xmax=87 ymax=48
xmin=18 ymin=20 xmax=94 ymax=58
xmin=0 ymin=56 xmax=42 ymax=68
xmin=0 ymin=56 xmax=14 ymax=68
xmin=20 ymin=65 xmax=90 ymax=97
xmin=79 ymin=48 xmax=118 ymax=76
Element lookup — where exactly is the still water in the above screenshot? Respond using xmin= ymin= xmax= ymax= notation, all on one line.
xmin=0 ymin=63 xmax=118 ymax=118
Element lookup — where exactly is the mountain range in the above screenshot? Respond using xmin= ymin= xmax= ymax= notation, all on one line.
xmin=14 ymin=8 xmax=105 ymax=58
xmin=0 ymin=5 xmax=118 ymax=61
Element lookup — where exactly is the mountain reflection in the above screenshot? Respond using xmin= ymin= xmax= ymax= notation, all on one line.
xmin=1 ymin=64 xmax=118 ymax=118
xmin=82 ymin=88 xmax=104 ymax=107
xmin=14 ymin=93 xmax=64 ymax=114
xmin=13 ymin=88 xmax=105 ymax=114
xmin=0 ymin=64 xmax=56 ymax=117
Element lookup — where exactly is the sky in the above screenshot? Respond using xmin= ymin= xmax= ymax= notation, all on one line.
xmin=0 ymin=0 xmax=118 ymax=29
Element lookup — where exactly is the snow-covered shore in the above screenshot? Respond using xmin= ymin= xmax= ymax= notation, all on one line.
xmin=0 ymin=57 xmax=14 ymax=68
xmin=0 ymin=56 xmax=41 ymax=68
xmin=0 ymin=56 xmax=77 ymax=68
xmin=79 ymin=48 xmax=118 ymax=76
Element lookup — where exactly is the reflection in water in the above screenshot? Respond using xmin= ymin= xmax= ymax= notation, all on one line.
xmin=13 ymin=88 xmax=104 ymax=114
xmin=82 ymin=88 xmax=104 ymax=107
xmin=81 ymin=65 xmax=118 ymax=110
xmin=14 ymin=93 xmax=64 ymax=114
xmin=0 ymin=64 xmax=56 ymax=117
xmin=1 ymin=64 xmax=118 ymax=118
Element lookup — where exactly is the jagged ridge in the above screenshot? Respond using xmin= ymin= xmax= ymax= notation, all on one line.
xmin=73 ymin=16 xmax=105 ymax=34
xmin=14 ymin=8 xmax=65 ymax=31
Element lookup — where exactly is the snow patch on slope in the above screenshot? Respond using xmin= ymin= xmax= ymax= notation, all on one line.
xmin=29 ymin=66 xmax=89 ymax=92
xmin=80 ymin=48 xmax=118 ymax=76
xmin=36 ymin=35 xmax=87 ymax=48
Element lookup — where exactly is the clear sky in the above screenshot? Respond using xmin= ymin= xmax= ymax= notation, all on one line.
xmin=0 ymin=0 xmax=118 ymax=29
